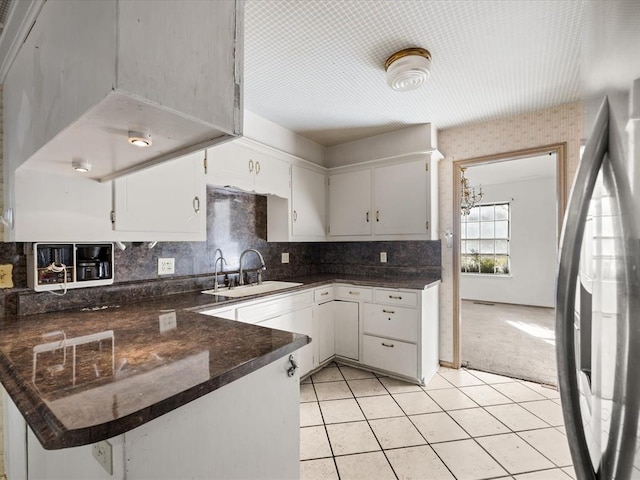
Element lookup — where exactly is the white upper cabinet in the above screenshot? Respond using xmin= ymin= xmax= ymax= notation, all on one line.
xmin=10 ymin=151 xmax=206 ymax=242
xmin=328 ymin=169 xmax=372 ymax=236
xmin=291 ymin=165 xmax=327 ymax=238
xmin=328 ymin=155 xmax=437 ymax=240
xmin=207 ymin=139 xmax=290 ymax=199
xmin=373 ymin=159 xmax=429 ymax=235
xmin=3 ymin=0 xmax=242 ymax=182
xmin=112 ymin=151 xmax=206 ymax=240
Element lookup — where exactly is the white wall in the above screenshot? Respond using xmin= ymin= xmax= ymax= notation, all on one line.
xmin=460 ymin=176 xmax=557 ymax=307
xmin=437 ymin=101 xmax=582 ymax=364
xmin=244 ymin=110 xmax=326 ymax=166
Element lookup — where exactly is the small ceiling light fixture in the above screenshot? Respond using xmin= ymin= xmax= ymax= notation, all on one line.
xmin=460 ymin=167 xmax=484 ymax=216
xmin=384 ymin=47 xmax=432 ymax=92
xmin=72 ymin=158 xmax=91 ymax=173
xmin=128 ymin=130 xmax=152 ymax=147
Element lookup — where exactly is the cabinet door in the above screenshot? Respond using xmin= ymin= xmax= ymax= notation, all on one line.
xmin=252 ymin=151 xmax=291 ymax=198
xmin=292 ymin=165 xmax=326 ymax=238
xmin=374 ymin=160 xmax=428 ymax=235
xmin=328 ymin=169 xmax=372 ymax=236
xmin=206 ymin=141 xmax=255 ymax=192
xmin=260 ymin=307 xmax=314 ymax=377
xmin=113 ymin=150 xmax=205 ymax=237
xmin=315 ymin=300 xmax=335 ymax=363
xmin=334 ymin=300 xmax=359 ymax=360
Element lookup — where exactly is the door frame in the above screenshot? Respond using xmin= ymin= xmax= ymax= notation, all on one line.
xmin=451 ymin=143 xmax=568 ymax=369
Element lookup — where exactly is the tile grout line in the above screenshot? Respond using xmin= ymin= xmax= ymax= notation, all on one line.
xmin=301 ymin=364 xmax=572 ymax=480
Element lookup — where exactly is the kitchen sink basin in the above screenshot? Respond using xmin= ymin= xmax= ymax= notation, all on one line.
xmin=202 ymin=281 xmax=303 ymax=298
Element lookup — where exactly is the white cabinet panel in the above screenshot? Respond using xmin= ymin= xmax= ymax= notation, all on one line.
xmin=315 ymin=300 xmax=335 ymax=364
xmin=362 ymin=335 xmax=417 ymax=378
xmin=207 ymin=140 xmax=290 ymax=198
xmin=328 ymin=169 xmax=372 ymax=236
xmin=336 ymin=285 xmax=373 ymax=302
xmin=12 ymin=168 xmax=113 ymax=242
xmin=363 ymin=303 xmax=418 ymax=343
xmin=373 ymin=289 xmax=418 ymax=307
xmin=374 ymin=160 xmax=429 ymax=235
xmin=292 ymin=165 xmax=326 ymax=238
xmin=113 ymin=151 xmax=205 ymax=239
xmin=335 ymin=300 xmax=359 ymax=360
xmin=260 ymin=307 xmax=314 ymax=376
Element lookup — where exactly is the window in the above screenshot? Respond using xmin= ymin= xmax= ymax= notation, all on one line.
xmin=461 ymin=203 xmax=510 ymax=274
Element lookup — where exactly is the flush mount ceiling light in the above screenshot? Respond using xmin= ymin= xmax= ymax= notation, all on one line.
xmin=384 ymin=47 xmax=432 ymax=92
xmin=128 ymin=130 xmax=152 ymax=147
xmin=72 ymin=158 xmax=91 ymax=173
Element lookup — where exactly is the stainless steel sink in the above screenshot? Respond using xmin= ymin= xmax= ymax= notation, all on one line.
xmin=202 ymin=281 xmax=303 ymax=298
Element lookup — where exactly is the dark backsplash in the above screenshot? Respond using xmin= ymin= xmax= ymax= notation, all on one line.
xmin=0 ymin=187 xmax=441 ymax=316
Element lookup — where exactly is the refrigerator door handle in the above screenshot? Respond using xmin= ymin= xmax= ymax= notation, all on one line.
xmin=556 ymin=97 xmax=609 ymax=480
xmin=599 ymin=100 xmax=640 ymax=480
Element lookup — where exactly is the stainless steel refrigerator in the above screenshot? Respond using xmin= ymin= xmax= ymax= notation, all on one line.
xmin=556 ymin=77 xmax=640 ymax=478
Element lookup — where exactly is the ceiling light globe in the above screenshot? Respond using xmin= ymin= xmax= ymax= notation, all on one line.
xmin=385 ymin=48 xmax=431 ymax=92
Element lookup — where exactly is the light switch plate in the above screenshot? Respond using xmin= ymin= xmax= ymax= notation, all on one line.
xmin=380 ymin=252 xmax=387 ymax=263
xmin=281 ymin=252 xmax=290 ymax=264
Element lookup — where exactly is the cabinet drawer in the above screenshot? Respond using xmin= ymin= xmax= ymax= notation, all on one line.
xmin=363 ymin=304 xmax=417 ymax=343
xmin=374 ymin=289 xmax=417 ymax=307
xmin=314 ymin=286 xmax=335 ymax=302
xmin=362 ymin=335 xmax=417 ymax=378
xmin=237 ymin=291 xmax=312 ymax=323
xmin=336 ymin=285 xmax=373 ymax=301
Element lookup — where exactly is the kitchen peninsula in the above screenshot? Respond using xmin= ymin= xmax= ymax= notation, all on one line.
xmin=0 ymin=291 xmax=309 ymax=480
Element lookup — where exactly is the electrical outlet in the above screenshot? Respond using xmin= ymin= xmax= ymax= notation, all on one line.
xmin=281 ymin=252 xmax=290 ymax=264
xmin=158 ymin=258 xmax=175 ymax=275
xmin=159 ymin=311 xmax=177 ymax=332
xmin=380 ymin=252 xmax=387 ymax=263
xmin=92 ymin=440 xmax=113 ymax=475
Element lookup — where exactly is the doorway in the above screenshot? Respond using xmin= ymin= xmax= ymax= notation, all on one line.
xmin=452 ymin=144 xmax=567 ymax=385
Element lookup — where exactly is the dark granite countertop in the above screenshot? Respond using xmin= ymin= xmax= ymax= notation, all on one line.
xmin=0 ymin=274 xmax=438 ymax=450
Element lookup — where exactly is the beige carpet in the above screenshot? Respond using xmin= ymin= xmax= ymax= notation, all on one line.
xmin=461 ymin=299 xmax=557 ymax=386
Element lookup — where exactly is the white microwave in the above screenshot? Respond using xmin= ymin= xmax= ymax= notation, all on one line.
xmin=27 ymin=243 xmax=115 ymax=292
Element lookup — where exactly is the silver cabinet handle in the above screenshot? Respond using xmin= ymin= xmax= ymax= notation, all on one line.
xmin=376 ymin=210 xmax=380 ymax=222
xmin=556 ymin=97 xmax=607 ymax=480
xmin=381 ymin=342 xmax=394 ymax=348
xmin=320 ymin=291 xmax=329 ymax=296
xmin=382 ymin=309 xmax=395 ymax=314
xmin=293 ymin=210 xmax=298 ymax=222
xmin=348 ymin=291 xmax=360 ymax=296
xmin=255 ymin=161 xmax=261 ymax=175
xmin=389 ymin=295 xmax=402 ymax=300
xmin=193 ymin=196 xmax=200 ymax=213
xmin=366 ymin=211 xmax=370 ymax=222
xmin=248 ymin=159 xmax=254 ymax=173
xmin=287 ymin=355 xmax=298 ymax=377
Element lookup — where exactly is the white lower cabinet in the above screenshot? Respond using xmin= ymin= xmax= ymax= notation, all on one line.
xmin=334 ymin=300 xmax=359 ymax=360
xmin=200 ymin=281 xmax=439 ymax=385
xmin=6 ymin=355 xmax=300 ymax=480
xmin=202 ymin=290 xmax=316 ymax=377
xmin=362 ymin=335 xmax=417 ymax=378
xmin=259 ymin=307 xmax=314 ymax=377
xmin=315 ymin=300 xmax=335 ymax=364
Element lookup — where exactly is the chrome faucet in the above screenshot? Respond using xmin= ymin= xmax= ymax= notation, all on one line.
xmin=213 ymin=249 xmax=227 ymax=292
xmin=238 ymin=249 xmax=266 ymax=286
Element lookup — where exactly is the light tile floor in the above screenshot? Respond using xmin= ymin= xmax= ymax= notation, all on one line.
xmin=300 ymin=363 xmax=575 ymax=480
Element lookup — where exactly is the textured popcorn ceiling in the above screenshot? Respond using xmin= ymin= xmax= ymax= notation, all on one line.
xmin=244 ymin=0 xmax=587 ymax=147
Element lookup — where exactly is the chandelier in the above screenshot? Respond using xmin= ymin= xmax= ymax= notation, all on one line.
xmin=460 ymin=167 xmax=483 ymax=216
